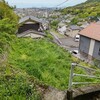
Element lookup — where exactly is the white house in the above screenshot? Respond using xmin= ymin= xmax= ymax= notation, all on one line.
xmin=57 ymin=22 xmax=67 ymax=35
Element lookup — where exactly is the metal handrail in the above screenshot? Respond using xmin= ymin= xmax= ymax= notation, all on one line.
xmin=73 ymin=73 xmax=100 ymax=79
xmin=72 ymin=82 xmax=98 ymax=85
xmin=68 ymin=63 xmax=100 ymax=90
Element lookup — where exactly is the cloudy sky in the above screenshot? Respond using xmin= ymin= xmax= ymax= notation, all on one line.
xmin=5 ymin=0 xmax=87 ymax=8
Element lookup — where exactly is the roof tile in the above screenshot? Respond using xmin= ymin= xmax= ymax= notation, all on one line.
xmin=79 ymin=23 xmax=100 ymax=41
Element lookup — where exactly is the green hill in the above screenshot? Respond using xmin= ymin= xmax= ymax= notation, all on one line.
xmin=0 ymin=1 xmax=41 ymax=99
xmin=87 ymin=0 xmax=100 ymax=2
xmin=0 ymin=1 xmax=100 ymax=99
xmin=61 ymin=0 xmax=100 ymax=24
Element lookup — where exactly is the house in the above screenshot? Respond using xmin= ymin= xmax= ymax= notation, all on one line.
xmin=42 ymin=20 xmax=49 ymax=30
xmin=65 ymin=25 xmax=81 ymax=38
xmin=79 ymin=23 xmax=100 ymax=61
xmin=80 ymin=22 xmax=90 ymax=29
xmin=57 ymin=22 xmax=67 ymax=35
xmin=17 ymin=16 xmax=46 ymax=38
xmin=80 ymin=24 xmax=89 ymax=29
xmin=70 ymin=25 xmax=81 ymax=31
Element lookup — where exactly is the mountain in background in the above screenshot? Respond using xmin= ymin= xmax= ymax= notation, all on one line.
xmin=60 ymin=0 xmax=100 ymax=24
xmin=87 ymin=0 xmax=100 ymax=2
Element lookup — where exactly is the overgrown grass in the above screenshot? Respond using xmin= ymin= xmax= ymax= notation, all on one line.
xmin=8 ymin=38 xmax=72 ymax=90
xmin=8 ymin=38 xmax=100 ymax=90
xmin=0 ymin=65 xmax=41 ymax=100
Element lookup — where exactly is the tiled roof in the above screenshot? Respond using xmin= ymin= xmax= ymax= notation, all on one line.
xmin=79 ymin=23 xmax=100 ymax=41
xmin=19 ymin=16 xmax=44 ymax=24
xmin=70 ymin=25 xmax=81 ymax=30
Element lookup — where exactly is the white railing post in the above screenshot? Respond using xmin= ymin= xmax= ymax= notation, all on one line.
xmin=67 ymin=63 xmax=100 ymax=100
xmin=68 ymin=63 xmax=100 ymax=89
xmin=68 ymin=63 xmax=77 ymax=90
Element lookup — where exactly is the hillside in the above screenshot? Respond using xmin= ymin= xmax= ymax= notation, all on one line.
xmin=0 ymin=1 xmax=18 ymax=54
xmin=0 ymin=1 xmax=100 ymax=99
xmin=60 ymin=0 xmax=100 ymax=24
xmin=0 ymin=1 xmax=42 ymax=99
xmin=87 ymin=0 xmax=100 ymax=2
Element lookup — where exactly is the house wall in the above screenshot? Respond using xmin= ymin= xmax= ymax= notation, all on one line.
xmin=93 ymin=40 xmax=100 ymax=60
xmin=88 ymin=39 xmax=95 ymax=56
xmin=80 ymin=35 xmax=100 ymax=60
xmin=79 ymin=35 xmax=90 ymax=56
xmin=18 ymin=23 xmax=39 ymax=34
xmin=58 ymin=26 xmax=67 ymax=35
xmin=23 ymin=33 xmax=43 ymax=39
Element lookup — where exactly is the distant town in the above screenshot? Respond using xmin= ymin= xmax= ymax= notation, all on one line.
xmin=15 ymin=7 xmax=100 ymax=65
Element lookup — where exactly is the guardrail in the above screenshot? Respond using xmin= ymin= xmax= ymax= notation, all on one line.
xmin=67 ymin=63 xmax=100 ymax=100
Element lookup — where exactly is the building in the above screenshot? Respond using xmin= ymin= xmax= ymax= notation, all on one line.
xmin=65 ymin=25 xmax=81 ymax=37
xmin=17 ymin=16 xmax=46 ymax=39
xmin=57 ymin=22 xmax=67 ymax=35
xmin=79 ymin=23 xmax=100 ymax=61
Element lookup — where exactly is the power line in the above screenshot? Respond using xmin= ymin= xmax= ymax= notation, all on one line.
xmin=56 ymin=0 xmax=69 ymax=7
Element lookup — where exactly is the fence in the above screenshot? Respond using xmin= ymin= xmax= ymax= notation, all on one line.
xmin=67 ymin=63 xmax=100 ymax=100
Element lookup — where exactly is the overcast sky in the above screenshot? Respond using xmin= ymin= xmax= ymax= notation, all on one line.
xmin=5 ymin=0 xmax=87 ymax=8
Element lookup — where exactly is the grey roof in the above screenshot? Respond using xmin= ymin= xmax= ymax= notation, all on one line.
xmin=58 ymin=22 xmax=66 ymax=27
xmin=19 ymin=16 xmax=44 ymax=24
xmin=70 ymin=25 xmax=81 ymax=30
xmin=17 ymin=29 xmax=46 ymax=37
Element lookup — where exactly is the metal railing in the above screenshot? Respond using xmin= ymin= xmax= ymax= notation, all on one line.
xmin=68 ymin=63 xmax=100 ymax=90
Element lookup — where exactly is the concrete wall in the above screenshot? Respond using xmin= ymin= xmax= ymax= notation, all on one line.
xmin=79 ymin=35 xmax=90 ymax=56
xmin=93 ymin=40 xmax=100 ymax=60
xmin=79 ymin=35 xmax=100 ymax=60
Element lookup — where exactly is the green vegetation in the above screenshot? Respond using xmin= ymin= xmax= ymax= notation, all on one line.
xmin=94 ymin=59 xmax=100 ymax=68
xmin=50 ymin=20 xmax=59 ymax=30
xmin=0 ymin=1 xmax=41 ymax=99
xmin=8 ymin=37 xmax=100 ymax=90
xmin=0 ymin=65 xmax=41 ymax=100
xmin=61 ymin=0 xmax=100 ymax=24
xmin=0 ymin=0 xmax=100 ymax=99
xmin=8 ymin=38 xmax=72 ymax=90
xmin=0 ymin=1 xmax=18 ymax=21
xmin=0 ymin=1 xmax=18 ymax=54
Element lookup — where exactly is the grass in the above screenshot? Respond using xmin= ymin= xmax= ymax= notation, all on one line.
xmin=8 ymin=38 xmax=72 ymax=90
xmin=0 ymin=64 xmax=41 ymax=100
xmin=50 ymin=29 xmax=65 ymax=38
xmin=8 ymin=37 xmax=100 ymax=90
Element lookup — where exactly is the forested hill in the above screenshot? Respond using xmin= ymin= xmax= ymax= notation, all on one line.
xmin=0 ymin=1 xmax=17 ymax=20
xmin=87 ymin=0 xmax=100 ymax=3
xmin=61 ymin=0 xmax=100 ymax=23
xmin=0 ymin=1 xmax=18 ymax=53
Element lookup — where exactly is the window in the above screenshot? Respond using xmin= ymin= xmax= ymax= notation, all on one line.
xmin=98 ymin=48 xmax=100 ymax=55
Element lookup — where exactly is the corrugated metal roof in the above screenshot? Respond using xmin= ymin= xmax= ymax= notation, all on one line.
xmin=79 ymin=23 xmax=100 ymax=41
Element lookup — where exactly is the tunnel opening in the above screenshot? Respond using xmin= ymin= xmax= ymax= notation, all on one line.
xmin=74 ymin=91 xmax=100 ymax=100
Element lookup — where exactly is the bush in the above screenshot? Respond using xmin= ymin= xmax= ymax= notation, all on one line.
xmin=50 ymin=20 xmax=59 ymax=30
xmin=94 ymin=59 xmax=100 ymax=68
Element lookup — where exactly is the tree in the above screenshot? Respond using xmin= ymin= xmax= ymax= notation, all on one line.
xmin=71 ymin=18 xmax=79 ymax=24
xmin=50 ymin=20 xmax=59 ymax=30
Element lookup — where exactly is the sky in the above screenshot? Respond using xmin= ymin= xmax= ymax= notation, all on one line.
xmin=5 ymin=0 xmax=87 ymax=8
